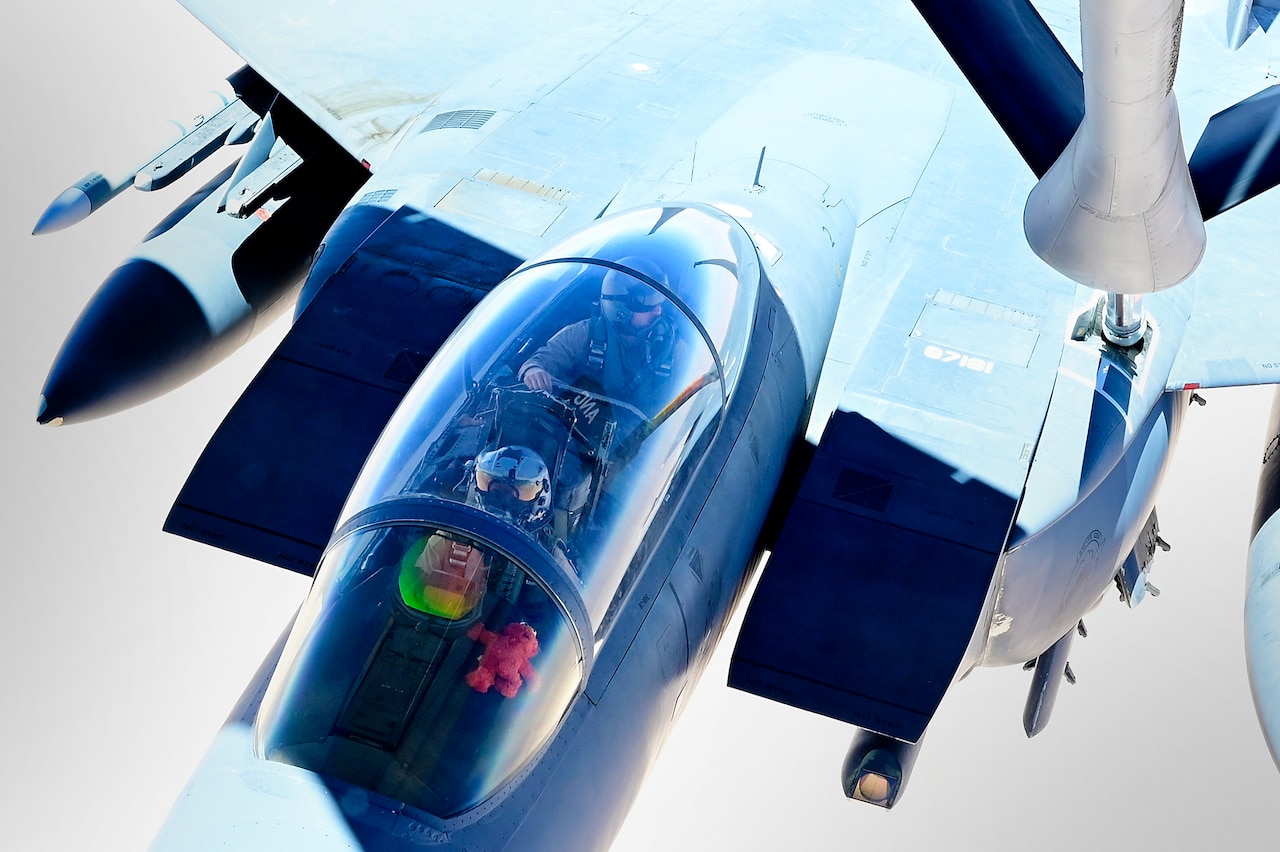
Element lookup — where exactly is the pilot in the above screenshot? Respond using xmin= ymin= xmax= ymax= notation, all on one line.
xmin=472 ymin=444 xmax=553 ymax=530
xmin=399 ymin=446 xmax=550 ymax=618
xmin=518 ymin=258 xmax=677 ymax=418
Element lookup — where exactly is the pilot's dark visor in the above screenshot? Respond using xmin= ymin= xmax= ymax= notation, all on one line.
xmin=602 ymin=292 xmax=663 ymax=313
xmin=475 ymin=469 xmax=544 ymax=501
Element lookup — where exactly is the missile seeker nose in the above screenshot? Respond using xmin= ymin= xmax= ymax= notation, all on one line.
xmin=32 ymin=186 xmax=96 ymax=235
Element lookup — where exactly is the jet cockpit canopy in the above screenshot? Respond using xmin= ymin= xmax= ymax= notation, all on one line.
xmin=257 ymin=204 xmax=762 ymax=819
xmin=256 ymin=505 xmax=587 ymax=819
xmin=343 ymin=204 xmax=761 ymax=628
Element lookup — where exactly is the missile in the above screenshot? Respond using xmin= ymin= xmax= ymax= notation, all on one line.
xmin=221 ymin=114 xmax=305 ymax=218
xmin=32 ymin=86 xmax=253 ymax=235
xmin=841 ymin=729 xmax=922 ymax=809
xmin=37 ymin=137 xmax=368 ymax=425
xmin=1246 ymin=387 xmax=1280 ymax=767
xmin=133 ymin=98 xmax=257 ymax=192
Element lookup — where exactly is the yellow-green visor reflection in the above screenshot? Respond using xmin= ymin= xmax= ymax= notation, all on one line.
xmin=475 ymin=469 xmax=544 ymax=502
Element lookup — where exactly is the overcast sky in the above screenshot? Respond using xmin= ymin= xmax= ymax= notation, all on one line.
xmin=1 ymin=2 xmax=1277 ymax=850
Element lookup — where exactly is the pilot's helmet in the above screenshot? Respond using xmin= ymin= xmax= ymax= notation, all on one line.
xmin=600 ymin=257 xmax=667 ymax=329
xmin=474 ymin=445 xmax=552 ymax=529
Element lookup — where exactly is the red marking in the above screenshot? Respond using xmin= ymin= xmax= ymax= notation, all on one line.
xmin=361 ymin=159 xmax=372 ymax=171
xmin=1183 ymin=383 xmax=1201 ymax=390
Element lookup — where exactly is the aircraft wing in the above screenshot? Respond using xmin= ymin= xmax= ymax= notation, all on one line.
xmin=1166 ymin=88 xmax=1280 ymax=391
xmin=178 ymin=0 xmax=642 ymax=169
xmin=1164 ymin=217 xmax=1280 ymax=391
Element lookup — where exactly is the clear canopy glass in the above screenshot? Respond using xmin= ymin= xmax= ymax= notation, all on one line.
xmin=343 ymin=205 xmax=761 ymax=629
xmin=257 ymin=520 xmax=584 ymax=818
xmin=259 ymin=205 xmax=762 ymax=818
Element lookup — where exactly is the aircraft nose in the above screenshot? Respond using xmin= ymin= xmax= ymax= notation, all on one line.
xmin=38 ymin=259 xmax=216 ymax=425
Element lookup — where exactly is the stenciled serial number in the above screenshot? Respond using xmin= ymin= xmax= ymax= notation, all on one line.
xmin=923 ymin=345 xmax=995 ymax=374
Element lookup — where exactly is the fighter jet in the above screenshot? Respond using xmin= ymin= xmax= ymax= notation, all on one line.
xmin=17 ymin=0 xmax=1280 ymax=849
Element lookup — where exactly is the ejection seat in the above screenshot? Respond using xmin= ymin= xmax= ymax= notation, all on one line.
xmin=485 ymin=386 xmax=601 ymax=542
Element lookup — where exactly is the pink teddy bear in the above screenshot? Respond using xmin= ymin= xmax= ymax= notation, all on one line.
xmin=465 ymin=622 xmax=540 ymax=698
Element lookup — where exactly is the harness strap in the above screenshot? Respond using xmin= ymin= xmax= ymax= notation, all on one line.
xmin=587 ymin=316 xmax=607 ymax=373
